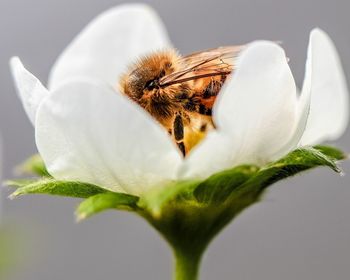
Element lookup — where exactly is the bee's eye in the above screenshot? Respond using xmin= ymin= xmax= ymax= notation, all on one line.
xmin=145 ymin=80 xmax=156 ymax=90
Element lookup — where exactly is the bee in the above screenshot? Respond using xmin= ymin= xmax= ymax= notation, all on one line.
xmin=120 ymin=46 xmax=244 ymax=156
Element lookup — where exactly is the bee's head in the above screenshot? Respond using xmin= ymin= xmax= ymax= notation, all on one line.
xmin=120 ymin=50 xmax=181 ymax=103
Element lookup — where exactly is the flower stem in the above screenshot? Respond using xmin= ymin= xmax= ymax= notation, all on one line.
xmin=173 ymin=249 xmax=202 ymax=280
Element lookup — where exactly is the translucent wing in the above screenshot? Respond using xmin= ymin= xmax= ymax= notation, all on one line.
xmin=159 ymin=45 xmax=245 ymax=87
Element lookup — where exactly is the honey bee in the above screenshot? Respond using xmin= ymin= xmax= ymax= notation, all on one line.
xmin=120 ymin=46 xmax=244 ymax=156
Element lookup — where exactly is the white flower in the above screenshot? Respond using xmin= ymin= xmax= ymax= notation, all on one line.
xmin=10 ymin=4 xmax=349 ymax=196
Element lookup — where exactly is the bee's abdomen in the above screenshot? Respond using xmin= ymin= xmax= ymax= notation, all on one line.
xmin=204 ymin=75 xmax=227 ymax=97
xmin=187 ymin=75 xmax=227 ymax=117
xmin=202 ymin=79 xmax=224 ymax=98
xmin=198 ymin=104 xmax=212 ymax=116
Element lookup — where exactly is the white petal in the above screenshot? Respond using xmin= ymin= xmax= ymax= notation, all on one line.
xmin=10 ymin=57 xmax=49 ymax=125
xmin=272 ymin=30 xmax=315 ymax=152
xmin=215 ymin=41 xmax=298 ymax=163
xmin=179 ymin=130 xmax=239 ymax=179
xmin=183 ymin=42 xmax=298 ymax=178
xmin=300 ymin=29 xmax=349 ymax=145
xmin=35 ymin=80 xmax=182 ymax=195
xmin=48 ymin=4 xmax=171 ymax=89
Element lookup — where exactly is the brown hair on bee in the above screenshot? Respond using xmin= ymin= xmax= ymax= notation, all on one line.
xmin=119 ymin=49 xmax=192 ymax=126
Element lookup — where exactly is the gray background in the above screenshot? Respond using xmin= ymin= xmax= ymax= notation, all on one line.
xmin=1 ymin=0 xmax=350 ymax=279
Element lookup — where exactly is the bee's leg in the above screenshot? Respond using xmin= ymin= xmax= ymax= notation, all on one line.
xmin=173 ymin=113 xmax=186 ymax=156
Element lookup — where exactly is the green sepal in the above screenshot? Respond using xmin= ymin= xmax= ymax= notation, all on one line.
xmin=314 ymin=145 xmax=347 ymax=161
xmin=16 ymin=154 xmax=50 ymax=177
xmin=4 ymin=179 xmax=38 ymax=188
xmin=193 ymin=165 xmax=259 ymax=204
xmin=76 ymin=192 xmax=139 ymax=221
xmin=136 ymin=146 xmax=344 ymax=261
xmin=7 ymin=179 xmax=108 ymax=199
xmin=9 ymin=146 xmax=344 ymax=213
xmin=138 ymin=180 xmax=201 ymax=217
xmin=141 ymin=146 xmax=343 ymax=215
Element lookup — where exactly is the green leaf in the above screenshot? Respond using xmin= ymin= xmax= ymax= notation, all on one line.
xmin=139 ymin=180 xmax=201 ymax=217
xmin=140 ymin=166 xmax=258 ymax=216
xmin=193 ymin=165 xmax=259 ymax=203
xmin=16 ymin=154 xmax=50 ymax=177
xmin=223 ymin=147 xmax=343 ymax=207
xmin=233 ymin=146 xmax=343 ymax=198
xmin=143 ymin=146 xmax=343 ymax=214
xmin=222 ymin=147 xmax=344 ymax=216
xmin=76 ymin=192 xmax=139 ymax=220
xmin=267 ymin=146 xmax=342 ymax=174
xmin=8 ymin=179 xmax=108 ymax=199
xmin=4 ymin=179 xmax=38 ymax=188
xmin=314 ymin=145 xmax=347 ymax=161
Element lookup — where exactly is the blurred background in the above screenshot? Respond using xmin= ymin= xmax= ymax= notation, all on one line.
xmin=1 ymin=0 xmax=350 ymax=279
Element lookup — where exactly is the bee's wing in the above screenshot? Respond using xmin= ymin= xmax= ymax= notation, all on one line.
xmin=159 ymin=45 xmax=244 ymax=87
